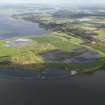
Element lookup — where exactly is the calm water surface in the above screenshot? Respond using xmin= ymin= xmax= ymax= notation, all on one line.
xmin=0 ymin=70 xmax=104 ymax=105
xmin=0 ymin=13 xmax=47 ymax=38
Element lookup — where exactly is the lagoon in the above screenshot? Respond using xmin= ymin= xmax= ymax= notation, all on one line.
xmin=0 ymin=13 xmax=47 ymax=38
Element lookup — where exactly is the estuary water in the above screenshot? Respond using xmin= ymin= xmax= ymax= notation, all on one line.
xmin=0 ymin=70 xmax=105 ymax=105
xmin=0 ymin=13 xmax=47 ymax=38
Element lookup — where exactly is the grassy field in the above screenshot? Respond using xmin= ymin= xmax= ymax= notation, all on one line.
xmin=94 ymin=30 xmax=105 ymax=35
xmin=0 ymin=32 xmax=104 ymax=71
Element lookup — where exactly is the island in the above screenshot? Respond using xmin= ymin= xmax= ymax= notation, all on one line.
xmin=0 ymin=6 xmax=105 ymax=79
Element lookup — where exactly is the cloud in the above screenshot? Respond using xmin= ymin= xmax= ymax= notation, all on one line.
xmin=0 ymin=0 xmax=105 ymax=5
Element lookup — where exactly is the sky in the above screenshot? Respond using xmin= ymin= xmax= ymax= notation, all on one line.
xmin=0 ymin=0 xmax=105 ymax=5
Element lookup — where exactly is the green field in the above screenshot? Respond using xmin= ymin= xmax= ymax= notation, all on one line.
xmin=0 ymin=32 xmax=104 ymax=72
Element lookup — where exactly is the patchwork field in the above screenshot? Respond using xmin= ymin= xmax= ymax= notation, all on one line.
xmin=1 ymin=7 xmax=105 ymax=78
xmin=0 ymin=32 xmax=104 ymax=73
